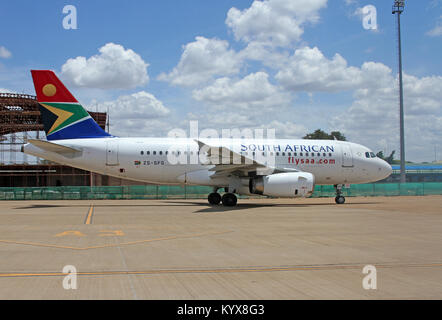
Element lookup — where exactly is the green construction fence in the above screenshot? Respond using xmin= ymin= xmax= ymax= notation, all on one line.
xmin=0 ymin=182 xmax=441 ymax=200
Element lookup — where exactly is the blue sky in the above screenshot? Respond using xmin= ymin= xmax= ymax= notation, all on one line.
xmin=0 ymin=0 xmax=441 ymax=162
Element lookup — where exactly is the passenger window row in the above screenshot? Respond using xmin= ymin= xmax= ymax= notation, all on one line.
xmin=140 ymin=150 xmax=200 ymax=156
xmin=140 ymin=150 xmax=334 ymax=157
xmin=140 ymin=151 xmax=167 ymax=155
xmin=241 ymin=152 xmax=333 ymax=157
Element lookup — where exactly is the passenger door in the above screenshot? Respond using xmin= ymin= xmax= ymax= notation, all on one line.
xmin=106 ymin=140 xmax=119 ymax=166
xmin=341 ymin=143 xmax=353 ymax=167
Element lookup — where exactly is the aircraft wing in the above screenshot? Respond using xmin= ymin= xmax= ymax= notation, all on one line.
xmin=195 ymin=139 xmax=298 ymax=178
xmin=27 ymin=139 xmax=81 ymax=155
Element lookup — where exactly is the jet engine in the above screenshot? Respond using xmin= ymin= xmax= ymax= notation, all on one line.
xmin=249 ymin=172 xmax=315 ymax=198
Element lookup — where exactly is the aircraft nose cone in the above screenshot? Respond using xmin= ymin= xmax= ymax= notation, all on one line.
xmin=386 ymin=163 xmax=393 ymax=176
xmin=378 ymin=160 xmax=393 ymax=179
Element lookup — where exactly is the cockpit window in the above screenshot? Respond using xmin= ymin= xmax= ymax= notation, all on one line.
xmin=365 ymin=152 xmax=370 ymax=158
xmin=370 ymin=152 xmax=376 ymax=158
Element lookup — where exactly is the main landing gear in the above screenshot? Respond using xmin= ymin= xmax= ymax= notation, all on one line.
xmin=208 ymin=192 xmax=221 ymax=205
xmin=334 ymin=184 xmax=345 ymax=204
xmin=221 ymin=193 xmax=237 ymax=207
xmin=208 ymin=189 xmax=237 ymax=207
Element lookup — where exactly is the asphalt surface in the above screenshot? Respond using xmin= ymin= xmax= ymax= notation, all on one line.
xmin=0 ymin=195 xmax=441 ymax=299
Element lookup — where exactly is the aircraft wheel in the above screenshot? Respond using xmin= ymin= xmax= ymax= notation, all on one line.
xmin=221 ymin=193 xmax=237 ymax=207
xmin=208 ymin=193 xmax=221 ymax=205
xmin=335 ymin=196 xmax=345 ymax=204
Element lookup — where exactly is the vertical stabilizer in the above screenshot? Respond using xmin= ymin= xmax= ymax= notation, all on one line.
xmin=31 ymin=70 xmax=111 ymax=140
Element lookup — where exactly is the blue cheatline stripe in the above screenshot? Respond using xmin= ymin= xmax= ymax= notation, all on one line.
xmin=46 ymin=118 xmax=112 ymax=140
xmin=392 ymin=165 xmax=442 ymax=170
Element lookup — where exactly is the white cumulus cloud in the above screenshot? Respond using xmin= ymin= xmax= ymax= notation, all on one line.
xmin=427 ymin=16 xmax=442 ymax=36
xmin=0 ymin=46 xmax=12 ymax=59
xmin=95 ymin=91 xmax=170 ymax=120
xmin=158 ymin=37 xmax=242 ymax=87
xmin=191 ymin=72 xmax=296 ymax=132
xmin=226 ymin=0 xmax=327 ymax=47
xmin=61 ymin=43 xmax=149 ymax=89
xmin=331 ymin=73 xmax=442 ymax=162
xmin=91 ymin=91 xmax=172 ymax=137
xmin=193 ymin=72 xmax=291 ymax=111
xmin=275 ymin=46 xmax=393 ymax=93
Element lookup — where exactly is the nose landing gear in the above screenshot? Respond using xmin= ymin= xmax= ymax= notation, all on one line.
xmin=334 ymin=184 xmax=346 ymax=204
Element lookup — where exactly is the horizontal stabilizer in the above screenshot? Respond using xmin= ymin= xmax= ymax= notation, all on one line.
xmin=28 ymin=139 xmax=81 ymax=155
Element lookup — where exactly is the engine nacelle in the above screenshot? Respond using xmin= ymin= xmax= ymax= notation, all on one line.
xmin=249 ymin=172 xmax=315 ymax=198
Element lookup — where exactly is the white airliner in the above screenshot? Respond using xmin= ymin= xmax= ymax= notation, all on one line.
xmin=23 ymin=70 xmax=392 ymax=206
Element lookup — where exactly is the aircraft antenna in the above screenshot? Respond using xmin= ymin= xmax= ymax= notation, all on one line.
xmin=106 ymin=106 xmax=110 ymax=133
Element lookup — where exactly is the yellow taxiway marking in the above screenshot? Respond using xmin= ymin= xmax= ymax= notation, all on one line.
xmin=0 ymin=230 xmax=232 ymax=251
xmin=84 ymin=205 xmax=94 ymax=225
xmin=99 ymin=230 xmax=125 ymax=237
xmin=0 ymin=263 xmax=441 ymax=278
xmin=55 ymin=231 xmax=86 ymax=237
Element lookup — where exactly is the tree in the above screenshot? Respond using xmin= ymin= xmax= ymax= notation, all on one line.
xmin=330 ymin=131 xmax=346 ymax=141
xmin=303 ymin=129 xmax=347 ymax=141
xmin=376 ymin=150 xmax=396 ymax=164
xmin=385 ymin=150 xmax=396 ymax=164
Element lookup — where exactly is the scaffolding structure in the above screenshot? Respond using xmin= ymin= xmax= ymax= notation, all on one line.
xmin=0 ymin=92 xmax=109 ymax=187
xmin=0 ymin=92 xmax=107 ymax=164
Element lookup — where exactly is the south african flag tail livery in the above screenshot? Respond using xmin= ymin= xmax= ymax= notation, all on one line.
xmin=31 ymin=70 xmax=111 ymax=140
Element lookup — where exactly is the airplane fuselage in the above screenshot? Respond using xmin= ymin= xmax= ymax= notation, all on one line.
xmin=24 ymin=137 xmax=392 ymax=188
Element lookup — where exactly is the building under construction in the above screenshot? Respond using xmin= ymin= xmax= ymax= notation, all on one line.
xmin=0 ymin=92 xmax=131 ymax=187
